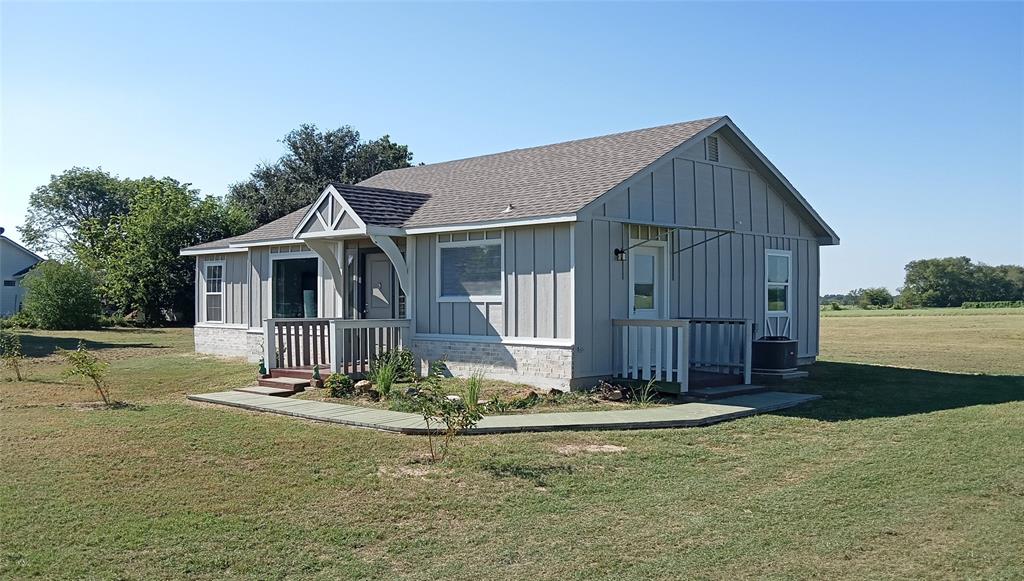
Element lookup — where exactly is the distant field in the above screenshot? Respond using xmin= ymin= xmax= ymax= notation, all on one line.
xmin=819 ymin=308 xmax=1024 ymax=375
xmin=821 ymin=306 xmax=1024 ymax=317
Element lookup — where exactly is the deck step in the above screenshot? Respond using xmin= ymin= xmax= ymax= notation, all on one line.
xmin=234 ymin=385 xmax=296 ymax=397
xmin=269 ymin=368 xmax=325 ymax=387
xmin=258 ymin=376 xmax=310 ymax=391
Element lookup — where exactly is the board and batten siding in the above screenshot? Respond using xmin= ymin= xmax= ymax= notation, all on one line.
xmin=411 ymin=224 xmax=572 ymax=340
xmin=574 ymin=131 xmax=822 ymax=377
xmin=196 ymin=253 xmax=247 ymax=325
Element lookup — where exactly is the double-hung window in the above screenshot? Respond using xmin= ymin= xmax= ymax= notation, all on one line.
xmin=204 ymin=261 xmax=224 ymax=323
xmin=766 ymin=250 xmax=791 ymax=314
xmin=436 ymin=230 xmax=503 ymax=302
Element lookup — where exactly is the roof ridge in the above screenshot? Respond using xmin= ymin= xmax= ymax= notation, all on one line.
xmin=329 ymin=182 xmax=431 ymax=198
xmin=374 ymin=116 xmax=725 ymax=175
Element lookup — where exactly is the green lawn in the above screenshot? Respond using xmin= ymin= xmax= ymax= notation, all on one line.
xmin=2 ymin=317 xmax=1022 ymax=579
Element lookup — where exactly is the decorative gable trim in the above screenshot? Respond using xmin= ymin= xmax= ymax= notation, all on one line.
xmin=292 ymin=184 xmax=369 ymax=238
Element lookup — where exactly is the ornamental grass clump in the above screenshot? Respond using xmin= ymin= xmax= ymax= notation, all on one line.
xmin=59 ymin=340 xmax=110 ymax=405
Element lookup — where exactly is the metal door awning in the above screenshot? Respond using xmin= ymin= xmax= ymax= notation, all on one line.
xmin=596 ymin=216 xmax=737 ymax=259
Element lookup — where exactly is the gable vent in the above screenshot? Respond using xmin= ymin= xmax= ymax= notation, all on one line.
xmin=706 ymin=135 xmax=720 ymax=162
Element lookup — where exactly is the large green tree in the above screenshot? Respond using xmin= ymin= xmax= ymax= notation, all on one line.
xmin=901 ymin=257 xmax=1024 ymax=307
xmin=227 ymin=124 xmax=413 ymax=225
xmin=18 ymin=167 xmax=131 ymax=259
xmin=98 ymin=178 xmax=250 ymax=322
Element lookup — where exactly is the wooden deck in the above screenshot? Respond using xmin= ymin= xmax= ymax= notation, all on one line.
xmin=186 ymin=390 xmax=821 ymax=435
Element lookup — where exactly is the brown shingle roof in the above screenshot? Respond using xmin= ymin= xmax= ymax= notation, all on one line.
xmin=183 ymin=205 xmax=311 ymax=251
xmin=359 ymin=117 xmax=722 ymax=227
xmin=329 ymin=183 xmax=430 ymax=227
xmin=184 ymin=117 xmax=723 ymax=251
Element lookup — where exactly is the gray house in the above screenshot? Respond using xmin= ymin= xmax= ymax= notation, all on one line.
xmin=1 ymin=229 xmax=43 ymax=317
xmin=181 ymin=116 xmax=838 ymax=391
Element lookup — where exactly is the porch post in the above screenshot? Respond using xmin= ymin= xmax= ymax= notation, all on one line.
xmin=264 ymin=318 xmax=276 ymax=370
xmin=743 ymin=320 xmax=753 ymax=385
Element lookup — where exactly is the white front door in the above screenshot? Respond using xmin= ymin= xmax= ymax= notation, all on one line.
xmin=629 ymin=246 xmax=664 ymax=319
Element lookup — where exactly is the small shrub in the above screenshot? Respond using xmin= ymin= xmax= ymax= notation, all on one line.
xmin=0 ymin=325 xmax=25 ymax=381
xmin=368 ymin=349 xmax=415 ymax=397
xmin=20 ymin=261 xmax=102 ymax=330
xmin=409 ymin=357 xmax=484 ymax=462
xmin=830 ymin=302 xmax=842 ymax=311
xmin=631 ymin=378 xmax=660 ymax=407
xmin=58 ymin=340 xmax=110 ymax=404
xmin=324 ymin=373 xmax=354 ymax=398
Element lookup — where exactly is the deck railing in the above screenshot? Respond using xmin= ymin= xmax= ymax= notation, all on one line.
xmin=264 ymin=318 xmax=411 ymax=375
xmin=613 ymin=317 xmax=753 ymax=392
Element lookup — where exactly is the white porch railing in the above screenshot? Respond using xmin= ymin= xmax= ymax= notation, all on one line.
xmin=264 ymin=318 xmax=411 ymax=375
xmin=613 ymin=317 xmax=753 ymax=393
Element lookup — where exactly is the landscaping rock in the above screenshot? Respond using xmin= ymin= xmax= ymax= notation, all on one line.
xmin=354 ymin=379 xmax=373 ymax=393
xmin=593 ymin=380 xmax=625 ymax=401
xmin=445 ymin=394 xmax=462 ymax=402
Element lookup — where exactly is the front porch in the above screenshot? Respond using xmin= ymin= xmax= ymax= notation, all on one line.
xmin=263 ymin=317 xmax=411 ymax=376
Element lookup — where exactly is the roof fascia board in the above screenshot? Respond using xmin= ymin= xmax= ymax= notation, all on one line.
xmin=1 ymin=236 xmax=45 ymax=262
xmin=179 ymin=247 xmax=249 ymax=256
xmin=404 ymin=213 xmax=577 ymax=235
xmin=298 ymin=229 xmax=366 ymax=240
xmin=229 ymin=238 xmax=303 ymax=248
xmin=717 ymin=121 xmax=839 ymax=245
xmin=291 ymin=184 xmax=368 ymax=239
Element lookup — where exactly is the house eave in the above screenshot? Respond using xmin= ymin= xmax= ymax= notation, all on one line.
xmin=403 ymin=213 xmax=577 ymax=235
xmin=180 ymin=247 xmax=248 ymax=256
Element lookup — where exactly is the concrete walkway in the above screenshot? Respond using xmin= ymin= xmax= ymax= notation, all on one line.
xmin=187 ymin=390 xmax=820 ymax=434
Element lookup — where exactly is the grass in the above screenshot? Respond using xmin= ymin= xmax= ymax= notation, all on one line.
xmin=821 ymin=305 xmax=1024 ymax=317
xmin=1 ymin=317 xmax=1022 ymax=579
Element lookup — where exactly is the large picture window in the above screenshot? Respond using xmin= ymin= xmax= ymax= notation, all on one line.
xmin=204 ymin=262 xmax=224 ymax=323
xmin=766 ymin=250 xmax=791 ymax=314
xmin=272 ymin=257 xmax=319 ymax=318
xmin=437 ymin=231 xmax=502 ymax=301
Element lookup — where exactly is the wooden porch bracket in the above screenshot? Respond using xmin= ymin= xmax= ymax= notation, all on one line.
xmin=368 ymin=234 xmax=411 ymax=295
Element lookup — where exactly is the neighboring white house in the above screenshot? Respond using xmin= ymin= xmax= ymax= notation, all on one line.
xmin=181 ymin=116 xmax=838 ymax=391
xmin=0 ymin=229 xmax=43 ymax=317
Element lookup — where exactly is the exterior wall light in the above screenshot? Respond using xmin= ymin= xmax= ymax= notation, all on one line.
xmin=614 ymin=248 xmax=627 ymax=262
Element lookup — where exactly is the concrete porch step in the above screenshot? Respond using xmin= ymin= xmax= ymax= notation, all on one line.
xmin=257 ymin=376 xmax=310 ymax=391
xmin=234 ymin=385 xmax=296 ymax=397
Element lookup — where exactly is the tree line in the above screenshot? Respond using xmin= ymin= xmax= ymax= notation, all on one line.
xmin=11 ymin=124 xmax=413 ymax=328
xmin=823 ymin=257 xmax=1024 ymax=309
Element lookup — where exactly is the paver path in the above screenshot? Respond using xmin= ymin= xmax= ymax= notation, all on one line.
xmin=187 ymin=390 xmax=820 ymax=434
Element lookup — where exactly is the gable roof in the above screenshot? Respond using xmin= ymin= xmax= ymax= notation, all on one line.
xmin=327 ymin=183 xmax=429 ymax=228
xmin=1 ymin=234 xmax=45 ymax=263
xmin=183 ymin=205 xmax=311 ymax=251
xmin=183 ymin=115 xmax=838 ymax=253
xmin=359 ymin=117 xmax=723 ymax=228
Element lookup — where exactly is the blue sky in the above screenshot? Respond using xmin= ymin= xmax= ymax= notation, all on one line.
xmin=1 ymin=1 xmax=1021 ymax=293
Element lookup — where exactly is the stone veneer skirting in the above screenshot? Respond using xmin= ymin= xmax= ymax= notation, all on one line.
xmin=410 ymin=338 xmax=574 ymax=390
xmin=194 ymin=325 xmax=263 ymax=362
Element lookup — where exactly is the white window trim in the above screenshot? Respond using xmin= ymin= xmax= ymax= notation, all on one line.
xmin=268 ymin=251 xmax=322 ymax=319
xmin=765 ymin=249 xmax=792 ymax=316
xmin=203 ymin=260 xmax=225 ymax=323
xmin=627 ymin=239 xmax=670 ymax=319
xmin=435 ymin=232 xmax=504 ymax=303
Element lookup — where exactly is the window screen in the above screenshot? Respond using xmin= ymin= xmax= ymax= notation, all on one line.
xmin=439 ymin=242 xmax=501 ymax=298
